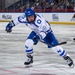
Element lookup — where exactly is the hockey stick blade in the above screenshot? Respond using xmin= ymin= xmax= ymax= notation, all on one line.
xmin=51 ymin=41 xmax=67 ymax=47
xmin=49 ymin=41 xmax=75 ymax=47
xmin=58 ymin=41 xmax=67 ymax=45
xmin=40 ymin=40 xmax=75 ymax=47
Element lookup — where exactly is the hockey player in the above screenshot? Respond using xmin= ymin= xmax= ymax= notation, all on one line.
xmin=5 ymin=8 xmax=74 ymax=67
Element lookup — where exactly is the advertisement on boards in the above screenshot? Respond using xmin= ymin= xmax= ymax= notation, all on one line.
xmin=2 ymin=14 xmax=12 ymax=20
xmin=52 ymin=14 xmax=59 ymax=21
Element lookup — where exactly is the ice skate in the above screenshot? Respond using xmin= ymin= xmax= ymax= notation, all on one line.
xmin=24 ymin=55 xmax=33 ymax=67
xmin=63 ymin=56 xmax=74 ymax=68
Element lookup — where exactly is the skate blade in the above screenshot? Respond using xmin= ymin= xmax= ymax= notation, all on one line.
xmin=69 ymin=64 xmax=74 ymax=68
xmin=25 ymin=64 xmax=33 ymax=68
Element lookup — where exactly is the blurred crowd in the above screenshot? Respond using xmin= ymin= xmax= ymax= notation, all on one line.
xmin=17 ymin=0 xmax=75 ymax=12
xmin=1 ymin=0 xmax=75 ymax=12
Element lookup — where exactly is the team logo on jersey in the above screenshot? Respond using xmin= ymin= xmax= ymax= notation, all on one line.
xmin=37 ymin=19 xmax=41 ymax=24
xmin=19 ymin=15 xmax=25 ymax=20
xmin=18 ymin=16 xmax=23 ymax=21
xmin=42 ymin=26 xmax=47 ymax=31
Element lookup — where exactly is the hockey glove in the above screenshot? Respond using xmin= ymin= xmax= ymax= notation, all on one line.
xmin=33 ymin=35 xmax=39 ymax=45
xmin=5 ymin=20 xmax=15 ymax=33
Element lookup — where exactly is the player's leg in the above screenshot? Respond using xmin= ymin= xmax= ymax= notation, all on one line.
xmin=52 ymin=46 xmax=74 ymax=67
xmin=24 ymin=31 xmax=38 ymax=65
xmin=44 ymin=32 xmax=74 ymax=67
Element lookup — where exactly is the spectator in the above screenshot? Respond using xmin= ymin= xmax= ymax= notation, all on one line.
xmin=74 ymin=4 xmax=75 ymax=12
xmin=2 ymin=0 xmax=75 ymax=12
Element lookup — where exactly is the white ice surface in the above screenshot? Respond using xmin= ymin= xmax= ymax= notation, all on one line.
xmin=0 ymin=22 xmax=75 ymax=75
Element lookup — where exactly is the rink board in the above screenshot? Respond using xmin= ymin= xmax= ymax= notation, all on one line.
xmin=0 ymin=13 xmax=75 ymax=25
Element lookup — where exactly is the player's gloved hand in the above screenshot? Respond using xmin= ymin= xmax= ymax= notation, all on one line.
xmin=6 ymin=23 xmax=12 ymax=33
xmin=5 ymin=20 xmax=15 ymax=33
xmin=6 ymin=27 xmax=12 ymax=33
xmin=33 ymin=35 xmax=40 ymax=45
xmin=33 ymin=32 xmax=46 ymax=45
xmin=33 ymin=35 xmax=40 ymax=41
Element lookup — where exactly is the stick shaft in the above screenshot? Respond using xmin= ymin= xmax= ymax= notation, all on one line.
xmin=40 ymin=40 xmax=67 ymax=47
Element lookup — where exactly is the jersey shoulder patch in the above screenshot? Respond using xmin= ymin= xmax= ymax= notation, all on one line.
xmin=18 ymin=14 xmax=26 ymax=23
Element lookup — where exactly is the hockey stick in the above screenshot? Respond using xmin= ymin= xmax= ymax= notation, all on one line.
xmin=34 ymin=37 xmax=75 ymax=47
xmin=40 ymin=40 xmax=75 ymax=47
xmin=40 ymin=40 xmax=67 ymax=47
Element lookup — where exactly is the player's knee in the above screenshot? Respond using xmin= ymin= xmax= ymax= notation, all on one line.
xmin=52 ymin=46 xmax=66 ymax=56
xmin=25 ymin=39 xmax=34 ymax=50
